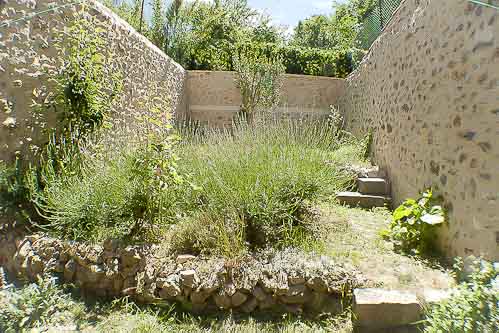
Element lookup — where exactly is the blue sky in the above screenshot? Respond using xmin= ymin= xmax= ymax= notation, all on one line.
xmin=246 ymin=0 xmax=337 ymax=27
xmin=143 ymin=0 xmax=345 ymax=30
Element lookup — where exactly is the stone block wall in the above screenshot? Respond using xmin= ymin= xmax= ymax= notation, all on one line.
xmin=184 ymin=71 xmax=345 ymax=127
xmin=0 ymin=230 xmax=362 ymax=314
xmin=338 ymin=0 xmax=499 ymax=260
xmin=0 ymin=0 xmax=187 ymax=163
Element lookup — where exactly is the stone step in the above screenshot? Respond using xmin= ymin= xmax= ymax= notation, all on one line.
xmin=352 ymin=288 xmax=452 ymax=332
xmin=336 ymin=192 xmax=390 ymax=209
xmin=358 ymin=178 xmax=389 ymax=195
xmin=353 ymin=289 xmax=422 ymax=331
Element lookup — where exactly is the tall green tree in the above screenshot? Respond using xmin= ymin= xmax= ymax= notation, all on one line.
xmin=291 ymin=0 xmax=376 ymax=51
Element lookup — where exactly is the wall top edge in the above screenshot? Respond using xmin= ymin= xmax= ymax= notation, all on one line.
xmin=187 ymin=70 xmax=346 ymax=81
xmin=87 ymin=0 xmax=186 ymax=74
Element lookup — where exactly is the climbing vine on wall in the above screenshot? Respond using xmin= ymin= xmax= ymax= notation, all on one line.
xmin=53 ymin=12 xmax=122 ymax=135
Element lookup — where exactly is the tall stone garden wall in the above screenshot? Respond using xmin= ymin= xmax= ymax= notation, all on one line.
xmin=338 ymin=0 xmax=499 ymax=260
xmin=184 ymin=71 xmax=345 ymax=127
xmin=0 ymin=0 xmax=187 ymax=163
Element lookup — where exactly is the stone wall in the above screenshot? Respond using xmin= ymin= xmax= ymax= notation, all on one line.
xmin=0 ymin=0 xmax=187 ymax=163
xmin=0 ymin=230 xmax=363 ymax=314
xmin=184 ymin=71 xmax=345 ymax=127
xmin=338 ymin=0 xmax=499 ymax=260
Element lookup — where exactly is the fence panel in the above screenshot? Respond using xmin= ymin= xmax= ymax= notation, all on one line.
xmin=357 ymin=0 xmax=403 ymax=50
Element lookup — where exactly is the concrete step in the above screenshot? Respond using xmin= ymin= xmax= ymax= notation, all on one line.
xmin=336 ymin=191 xmax=390 ymax=209
xmin=358 ymin=178 xmax=389 ymax=195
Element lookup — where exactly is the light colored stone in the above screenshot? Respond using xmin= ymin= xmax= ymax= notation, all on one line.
xmin=29 ymin=255 xmax=44 ymax=276
xmin=214 ymin=292 xmax=232 ymax=309
xmin=281 ymin=284 xmax=310 ymax=304
xmin=241 ymin=297 xmax=258 ymax=313
xmin=176 ymin=254 xmax=196 ymax=264
xmin=157 ymin=276 xmax=182 ymax=298
xmin=190 ymin=290 xmax=211 ymax=304
xmin=288 ymin=275 xmax=306 ymax=285
xmin=63 ymin=259 xmax=76 ymax=281
xmin=2 ymin=117 xmax=16 ymax=128
xmin=180 ymin=269 xmax=198 ymax=288
xmin=423 ymin=288 xmax=451 ymax=305
xmin=358 ymin=178 xmax=389 ymax=195
xmin=231 ymin=291 xmax=248 ymax=307
xmin=336 ymin=191 xmax=389 ymax=209
xmin=252 ymin=286 xmax=268 ymax=301
xmin=353 ymin=289 xmax=421 ymax=329
xmin=306 ymin=277 xmax=328 ymax=293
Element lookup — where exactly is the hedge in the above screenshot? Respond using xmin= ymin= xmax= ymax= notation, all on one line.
xmin=186 ymin=42 xmax=355 ymax=78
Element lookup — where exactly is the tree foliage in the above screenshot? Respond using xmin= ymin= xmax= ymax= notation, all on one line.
xmin=102 ymin=0 xmax=368 ymax=76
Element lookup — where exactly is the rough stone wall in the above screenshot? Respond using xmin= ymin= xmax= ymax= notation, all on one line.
xmin=338 ymin=0 xmax=499 ymax=260
xmin=185 ymin=71 xmax=345 ymax=127
xmin=0 ymin=230 xmax=363 ymax=314
xmin=0 ymin=0 xmax=186 ymax=163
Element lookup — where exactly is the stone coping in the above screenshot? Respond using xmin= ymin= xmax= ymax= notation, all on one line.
xmin=0 ymin=231 xmax=365 ymax=315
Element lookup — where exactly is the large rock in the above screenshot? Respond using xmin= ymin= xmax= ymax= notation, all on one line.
xmin=176 ymin=254 xmax=196 ymax=264
xmin=231 ymin=291 xmax=248 ymax=307
xmin=180 ymin=270 xmax=198 ymax=288
xmin=157 ymin=275 xmax=182 ymax=298
xmin=353 ymin=289 xmax=422 ymax=329
xmin=213 ymin=291 xmax=232 ymax=309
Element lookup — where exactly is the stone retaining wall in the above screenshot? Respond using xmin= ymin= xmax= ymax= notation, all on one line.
xmin=0 ymin=231 xmax=363 ymax=314
xmin=183 ymin=71 xmax=345 ymax=127
xmin=0 ymin=0 xmax=187 ymax=163
xmin=338 ymin=0 xmax=499 ymax=261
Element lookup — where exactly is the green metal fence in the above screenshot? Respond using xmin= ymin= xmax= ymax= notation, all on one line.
xmin=357 ymin=0 xmax=403 ymax=50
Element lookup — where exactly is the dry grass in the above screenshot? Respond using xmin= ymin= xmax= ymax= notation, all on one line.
xmin=317 ymin=203 xmax=454 ymax=293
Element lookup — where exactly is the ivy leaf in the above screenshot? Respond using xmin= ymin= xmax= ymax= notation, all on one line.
xmin=421 ymin=213 xmax=445 ymax=225
xmin=393 ymin=205 xmax=412 ymax=221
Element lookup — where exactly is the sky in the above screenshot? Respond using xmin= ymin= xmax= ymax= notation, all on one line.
xmin=142 ymin=0 xmax=347 ymax=31
xmin=246 ymin=0 xmax=338 ymax=28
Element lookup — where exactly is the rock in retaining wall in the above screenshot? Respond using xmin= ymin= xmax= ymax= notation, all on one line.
xmin=0 ymin=230 xmax=365 ymax=315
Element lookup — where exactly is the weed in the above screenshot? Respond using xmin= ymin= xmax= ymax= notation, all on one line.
xmin=424 ymin=258 xmax=498 ymax=333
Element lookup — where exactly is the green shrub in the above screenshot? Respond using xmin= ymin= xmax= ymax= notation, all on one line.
xmin=173 ymin=121 xmax=366 ymax=254
xmin=384 ymin=189 xmax=445 ymax=255
xmin=27 ymin=135 xmax=187 ymax=243
xmin=188 ymin=42 xmax=354 ymax=78
xmin=52 ymin=13 xmax=122 ymax=133
xmin=233 ymin=52 xmax=285 ymax=123
xmin=424 ymin=258 xmax=499 ymax=333
xmin=0 ymin=275 xmax=88 ymax=332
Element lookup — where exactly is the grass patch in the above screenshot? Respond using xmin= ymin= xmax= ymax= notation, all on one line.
xmin=317 ymin=203 xmax=454 ymax=291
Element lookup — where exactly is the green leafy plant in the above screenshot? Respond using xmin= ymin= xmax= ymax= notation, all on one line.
xmin=233 ymin=52 xmax=285 ymax=124
xmin=385 ymin=189 xmax=445 ymax=255
xmin=424 ymin=258 xmax=499 ymax=332
xmin=172 ymin=120 xmax=366 ymax=255
xmin=0 ymin=275 xmax=88 ymax=332
xmin=54 ymin=13 xmax=122 ymax=134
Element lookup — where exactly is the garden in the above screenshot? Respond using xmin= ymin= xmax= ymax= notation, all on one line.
xmin=0 ymin=0 xmax=498 ymax=332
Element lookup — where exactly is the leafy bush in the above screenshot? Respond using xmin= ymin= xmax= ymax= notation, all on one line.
xmin=0 ymin=276 xmax=88 ymax=332
xmin=172 ymin=121 xmax=367 ymax=255
xmin=27 ymin=133 xmax=186 ymax=243
xmin=233 ymin=53 xmax=285 ymax=123
xmin=384 ymin=189 xmax=445 ymax=255
xmin=424 ymin=258 xmax=499 ymax=333
xmin=189 ymin=42 xmax=354 ymax=78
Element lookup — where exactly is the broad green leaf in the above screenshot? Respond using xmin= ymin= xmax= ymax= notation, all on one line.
xmin=393 ymin=206 xmax=412 ymax=221
xmin=421 ymin=213 xmax=445 ymax=225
